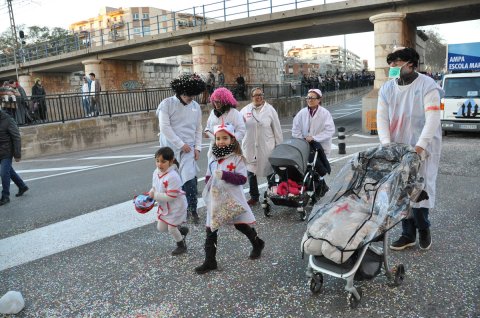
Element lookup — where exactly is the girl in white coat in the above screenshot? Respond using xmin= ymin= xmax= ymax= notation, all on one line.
xmin=240 ymin=88 xmax=283 ymax=206
xmin=204 ymin=87 xmax=245 ymax=157
xmin=195 ymin=123 xmax=265 ymax=274
xmin=148 ymin=147 xmax=189 ymax=256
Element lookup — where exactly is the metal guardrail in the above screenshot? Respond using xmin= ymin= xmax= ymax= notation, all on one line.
xmin=0 ymin=0 xmax=336 ymax=67
xmin=9 ymin=82 xmax=371 ymax=126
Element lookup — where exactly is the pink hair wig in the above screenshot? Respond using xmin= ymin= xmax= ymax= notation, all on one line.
xmin=209 ymin=87 xmax=238 ymax=107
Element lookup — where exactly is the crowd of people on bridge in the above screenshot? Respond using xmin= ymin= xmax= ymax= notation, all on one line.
xmin=299 ymin=70 xmax=374 ymax=95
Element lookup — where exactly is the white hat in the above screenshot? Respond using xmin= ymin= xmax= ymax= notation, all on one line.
xmin=213 ymin=121 xmax=235 ymax=137
xmin=308 ymin=88 xmax=322 ymax=98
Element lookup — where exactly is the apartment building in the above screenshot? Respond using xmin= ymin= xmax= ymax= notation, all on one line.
xmin=69 ymin=6 xmax=204 ymax=46
xmin=285 ymin=44 xmax=364 ymax=74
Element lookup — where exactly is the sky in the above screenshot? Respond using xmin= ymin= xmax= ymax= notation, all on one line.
xmin=1 ymin=0 xmax=479 ymax=69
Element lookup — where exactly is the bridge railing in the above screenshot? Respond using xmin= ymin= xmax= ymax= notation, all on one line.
xmin=12 ymin=81 xmax=371 ymax=126
xmin=0 ymin=0 xmax=337 ymax=68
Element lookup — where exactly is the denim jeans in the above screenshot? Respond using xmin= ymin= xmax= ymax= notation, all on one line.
xmin=82 ymin=98 xmax=90 ymax=115
xmin=401 ymin=207 xmax=430 ymax=240
xmin=182 ymin=177 xmax=197 ymax=213
xmin=1 ymin=158 xmax=27 ymax=198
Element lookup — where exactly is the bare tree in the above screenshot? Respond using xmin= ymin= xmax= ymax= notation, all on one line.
xmin=423 ymin=28 xmax=447 ymax=72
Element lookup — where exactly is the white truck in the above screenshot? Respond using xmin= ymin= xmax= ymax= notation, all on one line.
xmin=440 ymin=43 xmax=480 ymax=135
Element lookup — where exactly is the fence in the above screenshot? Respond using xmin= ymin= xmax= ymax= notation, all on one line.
xmin=9 ymin=82 xmax=371 ymax=126
xmin=1 ymin=0 xmax=337 ymax=67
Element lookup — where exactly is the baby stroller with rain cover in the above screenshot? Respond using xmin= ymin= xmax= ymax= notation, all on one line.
xmin=262 ymin=138 xmax=330 ymax=221
xmin=300 ymin=143 xmax=425 ymax=308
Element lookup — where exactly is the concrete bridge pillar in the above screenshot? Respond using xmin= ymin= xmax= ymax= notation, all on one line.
xmin=18 ymin=74 xmax=32 ymax=95
xmin=189 ymin=39 xmax=217 ymax=77
xmin=361 ymin=12 xmax=416 ymax=133
xmin=82 ymin=59 xmax=143 ymax=90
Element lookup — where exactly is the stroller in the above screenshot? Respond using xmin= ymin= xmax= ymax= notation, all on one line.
xmin=262 ymin=138 xmax=330 ymax=221
xmin=301 ymin=143 xmax=425 ymax=308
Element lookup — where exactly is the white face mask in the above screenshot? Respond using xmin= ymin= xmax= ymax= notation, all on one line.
xmin=388 ymin=62 xmax=408 ymax=79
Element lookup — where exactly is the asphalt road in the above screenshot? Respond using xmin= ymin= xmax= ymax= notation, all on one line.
xmin=1 ymin=96 xmax=479 ymax=317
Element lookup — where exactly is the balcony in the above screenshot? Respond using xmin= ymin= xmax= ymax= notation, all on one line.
xmin=108 ymin=31 xmax=125 ymax=42
xmin=110 ymin=21 xmax=124 ymax=29
xmin=77 ymin=30 xmax=89 ymax=38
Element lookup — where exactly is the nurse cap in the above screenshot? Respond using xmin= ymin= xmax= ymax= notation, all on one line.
xmin=213 ymin=120 xmax=235 ymax=137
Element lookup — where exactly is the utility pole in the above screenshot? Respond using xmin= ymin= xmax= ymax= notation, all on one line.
xmin=7 ymin=0 xmax=20 ymax=80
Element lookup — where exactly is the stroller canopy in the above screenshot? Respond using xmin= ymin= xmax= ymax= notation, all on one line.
xmin=269 ymin=138 xmax=310 ymax=174
xmin=303 ymin=143 xmax=425 ymax=263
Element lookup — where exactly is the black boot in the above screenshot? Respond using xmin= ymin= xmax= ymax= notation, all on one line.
xmin=195 ymin=229 xmax=218 ymax=274
xmin=189 ymin=210 xmax=200 ymax=225
xmin=179 ymin=226 xmax=189 ymax=238
xmin=235 ymin=224 xmax=265 ymax=260
xmin=171 ymin=240 xmax=187 ymax=256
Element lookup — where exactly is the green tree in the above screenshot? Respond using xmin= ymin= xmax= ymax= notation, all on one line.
xmin=423 ymin=28 xmax=447 ymax=72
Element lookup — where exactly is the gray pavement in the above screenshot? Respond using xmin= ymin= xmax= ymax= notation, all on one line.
xmin=1 ymin=107 xmax=479 ymax=317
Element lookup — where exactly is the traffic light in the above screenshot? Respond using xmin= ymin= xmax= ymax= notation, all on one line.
xmin=19 ymin=30 xmax=26 ymax=45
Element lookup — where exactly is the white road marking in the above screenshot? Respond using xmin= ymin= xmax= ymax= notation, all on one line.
xmin=352 ymin=133 xmax=379 ymax=139
xmin=16 ymin=166 xmax=99 ymax=173
xmin=332 ymin=109 xmax=362 ymax=119
xmin=0 ymin=183 xmax=265 ymax=271
xmin=80 ymin=155 xmax=151 ymax=160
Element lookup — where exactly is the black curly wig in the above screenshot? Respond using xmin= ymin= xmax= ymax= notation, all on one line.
xmin=170 ymin=73 xmax=206 ymax=96
xmin=386 ymin=47 xmax=420 ymax=68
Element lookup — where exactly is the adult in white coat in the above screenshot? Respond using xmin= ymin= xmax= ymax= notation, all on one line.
xmin=204 ymin=87 xmax=245 ymax=157
xmin=156 ymin=74 xmax=206 ymax=224
xmin=377 ymin=47 xmax=443 ymax=251
xmin=240 ymin=87 xmax=283 ymax=205
xmin=292 ymin=88 xmax=335 ymax=157
xmin=292 ymin=88 xmax=335 ymax=198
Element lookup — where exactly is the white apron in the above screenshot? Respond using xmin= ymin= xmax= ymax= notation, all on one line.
xmin=203 ymin=153 xmax=256 ymax=227
xmin=152 ymin=166 xmax=188 ymax=226
xmin=240 ymin=102 xmax=283 ymax=177
xmin=377 ymin=73 xmax=443 ymax=208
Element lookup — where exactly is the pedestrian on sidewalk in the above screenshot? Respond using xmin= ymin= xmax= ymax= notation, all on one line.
xmin=156 ymin=73 xmax=205 ymax=224
xmin=88 ymin=73 xmax=102 ymax=116
xmin=195 ymin=123 xmax=265 ymax=274
xmin=240 ymin=87 xmax=283 ymax=206
xmin=377 ymin=47 xmax=443 ymax=251
xmin=204 ymin=87 xmax=245 ymax=158
xmin=148 ymin=147 xmax=189 ymax=256
xmin=0 ymin=109 xmax=29 ymax=206
xmin=31 ymin=78 xmax=47 ymax=122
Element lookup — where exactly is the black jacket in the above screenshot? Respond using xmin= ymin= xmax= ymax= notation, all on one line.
xmin=0 ymin=110 xmax=21 ymax=160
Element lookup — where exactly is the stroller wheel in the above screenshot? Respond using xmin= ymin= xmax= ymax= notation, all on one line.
xmin=298 ymin=209 xmax=307 ymax=221
xmin=393 ymin=264 xmax=406 ymax=286
xmin=348 ymin=288 xmax=362 ymax=309
xmin=263 ymin=203 xmax=271 ymax=217
xmin=309 ymin=273 xmax=323 ymax=294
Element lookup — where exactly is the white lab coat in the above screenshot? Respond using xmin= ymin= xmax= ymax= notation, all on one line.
xmin=204 ymin=153 xmax=256 ymax=227
xmin=204 ymin=108 xmax=246 ymax=157
xmin=152 ymin=166 xmax=187 ymax=226
xmin=292 ymin=106 xmax=335 ymax=157
xmin=156 ymin=96 xmax=202 ymax=184
xmin=240 ymin=101 xmax=283 ymax=177
xmin=377 ymin=73 xmax=443 ymax=208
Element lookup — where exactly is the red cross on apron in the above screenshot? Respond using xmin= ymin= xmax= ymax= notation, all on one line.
xmin=226 ymin=162 xmax=236 ymax=171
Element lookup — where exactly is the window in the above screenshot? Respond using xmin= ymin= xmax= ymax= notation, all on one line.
xmin=133 ymin=13 xmax=139 ymax=20
xmin=161 ymin=15 xmax=167 ymax=21
xmin=142 ymin=13 xmax=149 ymax=20
xmin=143 ymin=27 xmax=151 ymax=35
xmin=133 ymin=27 xmax=141 ymax=35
